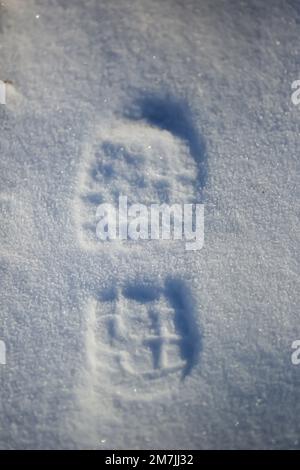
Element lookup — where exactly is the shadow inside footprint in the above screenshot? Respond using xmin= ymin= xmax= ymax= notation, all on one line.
xmin=126 ymin=93 xmax=207 ymax=193
xmin=165 ymin=278 xmax=202 ymax=378
xmin=122 ymin=282 xmax=160 ymax=303
xmin=121 ymin=277 xmax=201 ymax=379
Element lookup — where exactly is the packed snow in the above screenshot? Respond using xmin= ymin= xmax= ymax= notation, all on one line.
xmin=0 ymin=0 xmax=299 ymax=450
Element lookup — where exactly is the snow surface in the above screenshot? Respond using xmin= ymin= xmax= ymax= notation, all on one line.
xmin=0 ymin=0 xmax=300 ymax=450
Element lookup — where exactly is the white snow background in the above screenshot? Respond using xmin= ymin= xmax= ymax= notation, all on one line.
xmin=0 ymin=0 xmax=299 ymax=449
